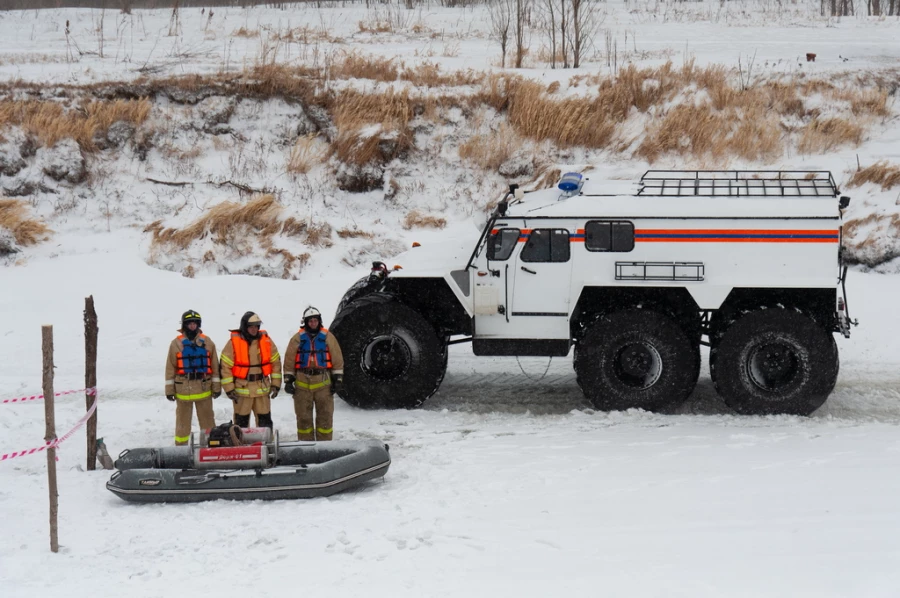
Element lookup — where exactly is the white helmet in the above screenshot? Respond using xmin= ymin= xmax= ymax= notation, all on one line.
xmin=302 ymin=306 xmax=322 ymax=326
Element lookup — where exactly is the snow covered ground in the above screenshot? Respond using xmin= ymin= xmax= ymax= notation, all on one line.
xmin=2 ymin=2 xmax=900 ymax=596
xmin=1 ymin=229 xmax=900 ymax=597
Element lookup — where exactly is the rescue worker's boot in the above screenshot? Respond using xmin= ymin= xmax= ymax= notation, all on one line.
xmin=257 ymin=412 xmax=274 ymax=431
xmin=234 ymin=413 xmax=251 ymax=428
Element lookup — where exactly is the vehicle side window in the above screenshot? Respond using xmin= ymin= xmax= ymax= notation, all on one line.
xmin=521 ymin=229 xmax=570 ymax=263
xmin=585 ymin=221 xmax=635 ymax=252
xmin=487 ymin=229 xmax=520 ymax=261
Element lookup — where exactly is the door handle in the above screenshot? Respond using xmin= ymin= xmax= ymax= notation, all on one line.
xmin=521 ymin=266 xmax=536 ymax=274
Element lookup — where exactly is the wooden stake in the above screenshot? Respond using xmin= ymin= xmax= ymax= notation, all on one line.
xmin=42 ymin=325 xmax=59 ymax=554
xmin=84 ymin=296 xmax=98 ymax=471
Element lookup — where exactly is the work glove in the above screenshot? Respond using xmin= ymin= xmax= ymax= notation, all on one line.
xmin=226 ymin=390 xmax=239 ymax=403
xmin=269 ymin=386 xmax=280 ymax=399
xmin=212 ymin=390 xmax=221 ymax=399
xmin=284 ymin=375 xmax=296 ymax=395
xmin=166 ymin=394 xmax=176 ymax=402
xmin=332 ymin=374 xmax=344 ymax=396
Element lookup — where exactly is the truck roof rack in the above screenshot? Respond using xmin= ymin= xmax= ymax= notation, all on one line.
xmin=637 ymin=170 xmax=837 ymax=198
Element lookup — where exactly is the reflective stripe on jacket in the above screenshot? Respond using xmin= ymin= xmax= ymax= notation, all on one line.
xmin=165 ymin=332 xmax=221 ymax=398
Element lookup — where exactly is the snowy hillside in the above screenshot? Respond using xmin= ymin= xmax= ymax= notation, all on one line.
xmin=2 ymin=2 xmax=900 ymax=597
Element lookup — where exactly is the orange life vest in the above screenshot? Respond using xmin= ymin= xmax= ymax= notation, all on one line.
xmin=230 ymin=331 xmax=273 ymax=379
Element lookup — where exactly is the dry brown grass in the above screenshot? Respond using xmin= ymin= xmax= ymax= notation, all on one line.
xmin=145 ymin=195 xmax=328 ymax=278
xmin=146 ymin=194 xmax=284 ymax=250
xmin=0 ymin=99 xmax=150 ymax=151
xmin=841 ymin=212 xmax=900 ymax=267
xmin=403 ymin=210 xmax=446 ymax=230
xmin=332 ymin=51 xmax=400 ymax=82
xmin=797 ymin=117 xmax=864 ymax=154
xmin=357 ymin=19 xmax=393 ymax=34
xmin=337 ymin=227 xmax=375 ymax=239
xmin=847 ymin=161 xmax=900 ymax=190
xmin=265 ymin=247 xmax=311 ymax=279
xmin=232 ymin=26 xmax=260 ymax=38
xmin=329 ymin=52 xmax=482 ymax=88
xmin=828 ymin=87 xmax=890 ymax=117
xmin=287 ymin=134 xmax=326 ymax=175
xmin=329 ymin=89 xmax=413 ymax=166
xmin=458 ymin=123 xmax=519 ymax=171
xmin=0 ymin=54 xmax=66 ymax=66
xmin=637 ymin=105 xmax=781 ymax=163
xmin=272 ymin=25 xmax=342 ymax=44
xmin=0 ymin=199 xmax=52 ymax=246
xmin=507 ymin=79 xmax=616 ymax=148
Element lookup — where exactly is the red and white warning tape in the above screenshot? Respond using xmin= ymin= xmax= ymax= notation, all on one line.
xmin=1 ymin=387 xmax=97 ymax=405
xmin=0 ymin=395 xmax=99 ymax=462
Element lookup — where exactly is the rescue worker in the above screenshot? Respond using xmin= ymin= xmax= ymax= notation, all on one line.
xmin=219 ymin=312 xmax=282 ymax=430
xmin=165 ymin=310 xmax=221 ymax=446
xmin=283 ymin=306 xmax=344 ymax=441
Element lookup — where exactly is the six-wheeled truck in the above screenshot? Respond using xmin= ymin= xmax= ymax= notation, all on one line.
xmin=331 ymin=170 xmax=856 ymax=416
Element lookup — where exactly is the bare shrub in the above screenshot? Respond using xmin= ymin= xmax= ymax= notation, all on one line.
xmin=797 ymin=118 xmax=863 ymax=154
xmin=847 ymin=161 xmax=900 ymax=190
xmin=403 ymin=210 xmax=447 ymax=230
xmin=0 ymin=199 xmax=52 ymax=246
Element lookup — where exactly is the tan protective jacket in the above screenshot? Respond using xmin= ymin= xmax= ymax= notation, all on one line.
xmin=220 ymin=332 xmax=282 ymax=399
xmin=164 ymin=332 xmax=221 ymax=401
xmin=283 ymin=328 xmax=344 ymax=389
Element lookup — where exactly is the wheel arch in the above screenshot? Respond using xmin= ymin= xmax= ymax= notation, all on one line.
xmin=384 ymin=277 xmax=472 ymax=337
xmin=572 ymin=286 xmax=701 ymax=342
xmin=714 ymin=287 xmax=838 ymax=336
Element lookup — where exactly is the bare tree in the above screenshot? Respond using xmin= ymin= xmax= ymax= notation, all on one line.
xmin=513 ymin=0 xmax=531 ymax=68
xmin=568 ymin=0 xmax=603 ymax=68
xmin=559 ymin=0 xmax=571 ymax=68
xmin=537 ymin=0 xmax=559 ymax=69
xmin=489 ymin=0 xmax=513 ymax=68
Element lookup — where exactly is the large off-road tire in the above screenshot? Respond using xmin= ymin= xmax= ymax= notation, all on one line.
xmin=710 ymin=308 xmax=839 ymax=416
xmin=574 ymin=309 xmax=700 ymax=412
xmin=330 ymin=294 xmax=447 ymax=409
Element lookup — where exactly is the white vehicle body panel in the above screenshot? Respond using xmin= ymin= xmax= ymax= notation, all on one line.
xmin=391 ymin=173 xmax=844 ymax=342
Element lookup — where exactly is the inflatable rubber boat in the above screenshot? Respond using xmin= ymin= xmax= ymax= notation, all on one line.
xmin=106 ymin=427 xmax=390 ymax=503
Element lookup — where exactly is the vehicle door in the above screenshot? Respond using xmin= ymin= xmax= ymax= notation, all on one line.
xmin=509 ymin=227 xmax=574 ymax=339
xmin=472 ymin=226 xmax=521 ymax=338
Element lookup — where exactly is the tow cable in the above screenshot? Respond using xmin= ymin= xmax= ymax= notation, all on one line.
xmin=515 ymin=356 xmax=553 ymax=383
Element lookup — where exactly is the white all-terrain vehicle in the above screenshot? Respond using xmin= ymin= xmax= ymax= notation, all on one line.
xmin=331 ymin=170 xmax=855 ymax=416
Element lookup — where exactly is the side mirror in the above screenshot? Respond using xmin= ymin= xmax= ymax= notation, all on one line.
xmin=839 ymin=196 xmax=850 ymax=209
